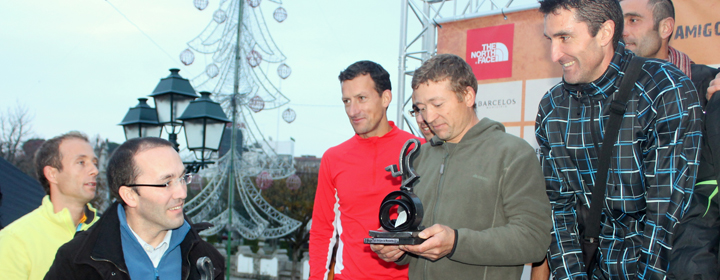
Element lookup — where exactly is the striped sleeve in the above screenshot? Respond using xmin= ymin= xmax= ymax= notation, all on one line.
xmin=308 ymin=156 xmax=339 ymax=280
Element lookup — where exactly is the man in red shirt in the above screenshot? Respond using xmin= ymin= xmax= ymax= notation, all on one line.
xmin=309 ymin=61 xmax=418 ymax=279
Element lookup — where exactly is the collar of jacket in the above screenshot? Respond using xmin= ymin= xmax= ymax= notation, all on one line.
xmin=40 ymin=195 xmax=98 ymax=234
xmin=82 ymin=203 xmax=97 ymax=227
xmin=428 ymin=117 xmax=504 ymax=147
xmin=562 ymin=42 xmax=635 ymax=99
xmin=71 ymin=201 xmax=207 ymax=279
xmin=352 ymin=121 xmax=401 ymax=143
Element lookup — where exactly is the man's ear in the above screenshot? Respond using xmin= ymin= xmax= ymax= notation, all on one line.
xmin=119 ymin=186 xmax=139 ymax=208
xmin=44 ymin=166 xmax=59 ymax=186
xmin=598 ymin=20 xmax=616 ymax=47
xmin=381 ymin=89 xmax=392 ymax=108
xmin=463 ymin=86 xmax=477 ymax=108
xmin=658 ymin=17 xmax=674 ymax=41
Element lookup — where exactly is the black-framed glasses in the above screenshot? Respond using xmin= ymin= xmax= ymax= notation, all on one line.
xmin=126 ymin=173 xmax=194 ymax=188
xmin=409 ymin=109 xmax=417 ymax=117
xmin=409 ymin=105 xmax=421 ymax=117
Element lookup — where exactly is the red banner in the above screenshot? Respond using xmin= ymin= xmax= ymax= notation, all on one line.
xmin=466 ymin=24 xmax=515 ymax=80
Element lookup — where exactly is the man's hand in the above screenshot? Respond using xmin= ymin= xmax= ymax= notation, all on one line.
xmin=530 ymin=258 xmax=550 ymax=280
xmin=370 ymin=227 xmax=406 ymax=262
xmin=370 ymin=243 xmax=405 ymax=262
xmin=399 ymin=224 xmax=455 ymax=261
xmin=707 ymin=72 xmax=720 ymax=101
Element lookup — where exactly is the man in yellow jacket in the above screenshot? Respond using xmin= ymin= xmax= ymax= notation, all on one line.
xmin=0 ymin=131 xmax=100 ymax=280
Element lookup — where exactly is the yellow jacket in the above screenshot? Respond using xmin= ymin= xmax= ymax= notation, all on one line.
xmin=0 ymin=195 xmax=98 ymax=280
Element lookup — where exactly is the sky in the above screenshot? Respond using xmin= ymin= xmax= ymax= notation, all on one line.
xmin=1 ymin=0 xmax=533 ymax=158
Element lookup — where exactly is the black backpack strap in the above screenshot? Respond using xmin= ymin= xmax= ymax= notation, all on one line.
xmin=585 ymin=56 xmax=646 ymax=244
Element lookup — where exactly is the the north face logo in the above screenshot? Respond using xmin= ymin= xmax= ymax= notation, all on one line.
xmin=466 ymin=24 xmax=514 ymax=80
xmin=469 ymin=42 xmax=509 ymax=64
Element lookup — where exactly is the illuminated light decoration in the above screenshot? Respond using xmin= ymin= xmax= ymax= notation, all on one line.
xmin=180 ymin=49 xmax=195 ymax=66
xmin=273 ymin=7 xmax=287 ymax=22
xmin=246 ymin=50 xmax=262 ymax=67
xmin=248 ymin=96 xmax=265 ymax=113
xmin=194 ymin=0 xmax=209 ymax=10
xmin=183 ymin=0 xmax=301 ymax=242
xmin=277 ymin=63 xmax=291 ymax=79
xmin=256 ymin=171 xmax=273 ymax=190
xmin=282 ymin=108 xmax=296 ymax=123
xmin=286 ymin=174 xmax=301 ymax=190
xmin=213 ymin=10 xmax=227 ymax=23
xmin=206 ymin=63 xmax=219 ymax=78
xmin=247 ymin=0 xmax=261 ymax=8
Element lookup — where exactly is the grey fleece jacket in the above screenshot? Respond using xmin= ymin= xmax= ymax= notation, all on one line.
xmin=399 ymin=117 xmax=551 ymax=280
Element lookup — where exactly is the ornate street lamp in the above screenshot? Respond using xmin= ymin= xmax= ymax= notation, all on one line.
xmin=119 ymin=98 xmax=162 ymax=140
xmin=119 ymin=70 xmax=229 ymax=173
xmin=149 ymin=68 xmax=199 ymax=149
xmin=178 ymin=91 xmax=231 ymax=172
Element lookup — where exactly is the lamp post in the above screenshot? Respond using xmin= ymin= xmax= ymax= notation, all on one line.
xmin=178 ymin=91 xmax=231 ymax=173
xmin=118 ymin=98 xmax=163 ymax=139
xmin=149 ymin=68 xmax=199 ymax=150
xmin=120 ymin=70 xmax=230 ymax=173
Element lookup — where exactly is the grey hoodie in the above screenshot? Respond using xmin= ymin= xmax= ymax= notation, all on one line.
xmin=399 ymin=117 xmax=551 ymax=280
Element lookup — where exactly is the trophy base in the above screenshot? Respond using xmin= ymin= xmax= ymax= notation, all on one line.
xmin=363 ymin=230 xmax=425 ymax=245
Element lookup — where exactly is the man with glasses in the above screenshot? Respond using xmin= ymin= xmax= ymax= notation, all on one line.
xmin=44 ymin=137 xmax=224 ymax=280
xmin=410 ymin=106 xmax=435 ymax=142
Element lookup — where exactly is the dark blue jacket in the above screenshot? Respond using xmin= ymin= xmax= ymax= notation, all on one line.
xmin=536 ymin=42 xmax=703 ymax=280
xmin=43 ymin=202 xmax=225 ymax=280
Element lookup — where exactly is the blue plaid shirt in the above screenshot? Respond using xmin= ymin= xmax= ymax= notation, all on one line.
xmin=535 ymin=43 xmax=703 ymax=280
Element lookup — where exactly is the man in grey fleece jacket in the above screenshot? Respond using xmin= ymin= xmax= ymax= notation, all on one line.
xmin=371 ymin=54 xmax=552 ymax=279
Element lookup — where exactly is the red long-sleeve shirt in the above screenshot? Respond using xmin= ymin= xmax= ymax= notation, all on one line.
xmin=309 ymin=123 xmax=418 ymax=280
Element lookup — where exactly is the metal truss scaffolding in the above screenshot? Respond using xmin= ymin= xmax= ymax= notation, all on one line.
xmin=396 ymin=0 xmax=534 ymax=132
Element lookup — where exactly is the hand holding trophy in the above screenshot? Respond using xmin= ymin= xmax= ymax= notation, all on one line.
xmin=364 ymin=138 xmax=426 ymax=245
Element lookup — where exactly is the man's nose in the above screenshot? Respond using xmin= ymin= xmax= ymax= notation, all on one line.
xmin=89 ymin=163 xmax=98 ymax=176
xmin=423 ymin=107 xmax=437 ymax=124
xmin=550 ymin=42 xmax=563 ymax=63
xmin=622 ymin=25 xmax=630 ymax=38
xmin=175 ymin=180 xmax=188 ymax=199
xmin=347 ymin=101 xmax=360 ymax=117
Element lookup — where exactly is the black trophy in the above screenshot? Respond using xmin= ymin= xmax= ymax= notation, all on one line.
xmin=364 ymin=138 xmax=425 ymax=245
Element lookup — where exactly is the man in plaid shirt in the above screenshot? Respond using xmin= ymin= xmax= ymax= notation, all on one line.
xmin=536 ymin=0 xmax=703 ymax=279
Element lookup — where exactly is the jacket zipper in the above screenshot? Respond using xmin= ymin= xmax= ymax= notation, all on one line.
xmin=588 ymin=94 xmax=603 ymax=203
xmin=90 ymin=256 xmax=129 ymax=277
xmin=588 ymin=95 xmax=601 ymax=155
xmin=424 ymin=147 xmax=451 ymax=280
